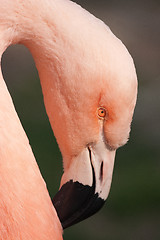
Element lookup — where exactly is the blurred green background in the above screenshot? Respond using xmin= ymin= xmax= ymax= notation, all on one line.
xmin=1 ymin=0 xmax=160 ymax=239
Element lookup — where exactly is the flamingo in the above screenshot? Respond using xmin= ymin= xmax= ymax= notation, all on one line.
xmin=0 ymin=0 xmax=137 ymax=239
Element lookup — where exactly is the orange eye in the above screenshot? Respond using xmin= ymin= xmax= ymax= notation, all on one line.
xmin=97 ymin=107 xmax=107 ymax=119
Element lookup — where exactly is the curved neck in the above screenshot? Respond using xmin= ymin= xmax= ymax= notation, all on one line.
xmin=0 ymin=0 xmax=62 ymax=66
xmin=0 ymin=0 xmax=63 ymax=239
xmin=0 ymin=0 xmax=82 ymax=155
xmin=0 ymin=0 xmax=68 ymax=152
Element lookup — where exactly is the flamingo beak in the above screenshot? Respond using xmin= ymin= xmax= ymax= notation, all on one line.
xmin=52 ymin=139 xmax=116 ymax=229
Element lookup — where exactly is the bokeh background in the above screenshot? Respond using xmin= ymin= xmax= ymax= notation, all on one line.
xmin=1 ymin=0 xmax=160 ymax=239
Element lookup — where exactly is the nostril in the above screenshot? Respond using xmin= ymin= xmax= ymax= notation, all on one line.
xmin=100 ymin=161 xmax=103 ymax=182
xmin=88 ymin=147 xmax=92 ymax=161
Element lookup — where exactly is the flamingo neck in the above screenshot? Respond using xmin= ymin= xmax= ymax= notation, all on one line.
xmin=0 ymin=0 xmax=63 ymax=239
xmin=0 ymin=0 xmax=81 ymax=152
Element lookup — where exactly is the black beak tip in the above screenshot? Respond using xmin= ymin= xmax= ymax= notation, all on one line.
xmin=52 ymin=180 xmax=105 ymax=229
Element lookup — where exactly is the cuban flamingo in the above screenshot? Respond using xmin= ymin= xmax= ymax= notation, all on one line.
xmin=0 ymin=0 xmax=137 ymax=239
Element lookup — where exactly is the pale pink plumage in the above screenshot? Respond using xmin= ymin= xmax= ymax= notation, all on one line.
xmin=0 ymin=0 xmax=137 ymax=239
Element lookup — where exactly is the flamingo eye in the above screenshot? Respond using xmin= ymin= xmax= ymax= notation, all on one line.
xmin=97 ymin=107 xmax=107 ymax=119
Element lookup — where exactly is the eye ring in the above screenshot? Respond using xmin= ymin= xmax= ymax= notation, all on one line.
xmin=97 ymin=107 xmax=107 ymax=119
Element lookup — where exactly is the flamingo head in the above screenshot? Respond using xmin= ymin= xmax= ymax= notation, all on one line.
xmin=38 ymin=2 xmax=137 ymax=229
xmin=50 ymin=32 xmax=137 ymax=228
